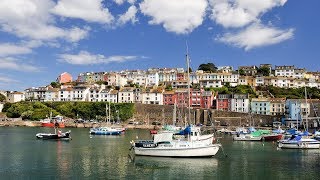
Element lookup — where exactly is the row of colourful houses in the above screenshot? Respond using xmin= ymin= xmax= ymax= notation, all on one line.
xmin=68 ymin=65 xmax=320 ymax=89
xmin=4 ymin=84 xmax=320 ymax=128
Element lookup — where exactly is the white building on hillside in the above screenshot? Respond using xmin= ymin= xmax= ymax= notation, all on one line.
xmin=7 ymin=91 xmax=25 ymax=103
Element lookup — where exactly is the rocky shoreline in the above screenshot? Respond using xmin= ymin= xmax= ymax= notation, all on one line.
xmin=0 ymin=120 xmax=156 ymax=129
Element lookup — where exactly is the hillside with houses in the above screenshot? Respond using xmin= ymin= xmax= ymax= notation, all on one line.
xmin=1 ymin=63 xmax=320 ymax=128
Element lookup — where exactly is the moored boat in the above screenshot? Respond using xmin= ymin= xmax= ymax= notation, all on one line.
xmin=36 ymin=129 xmax=71 ymax=140
xmin=150 ymin=129 xmax=158 ymax=134
xmin=132 ymin=126 xmax=221 ymax=157
xmin=278 ymin=135 xmax=320 ymax=149
xmin=262 ymin=133 xmax=283 ymax=141
xmin=41 ymin=115 xmax=65 ymax=128
xmin=233 ymin=133 xmax=262 ymax=141
xmin=90 ymin=127 xmax=123 ymax=135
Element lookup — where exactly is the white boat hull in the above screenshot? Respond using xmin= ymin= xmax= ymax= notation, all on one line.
xmin=134 ymin=144 xmax=220 ymax=157
xmin=233 ymin=134 xmax=262 ymax=141
xmin=278 ymin=139 xmax=320 ymax=149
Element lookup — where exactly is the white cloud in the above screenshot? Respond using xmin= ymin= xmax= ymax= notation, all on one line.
xmin=0 ymin=76 xmax=19 ymax=83
xmin=58 ymin=51 xmax=138 ymax=65
xmin=209 ymin=0 xmax=287 ymax=28
xmin=117 ymin=6 xmax=138 ymax=26
xmin=52 ymin=0 xmax=114 ymax=24
xmin=114 ymin=0 xmax=125 ymax=5
xmin=140 ymin=0 xmax=208 ymax=34
xmin=0 ymin=43 xmax=33 ymax=57
xmin=114 ymin=0 xmax=136 ymax=5
xmin=0 ymin=0 xmax=89 ymax=42
xmin=128 ymin=0 xmax=136 ymax=4
xmin=0 ymin=57 xmax=41 ymax=72
xmin=217 ymin=23 xmax=294 ymax=50
xmin=67 ymin=26 xmax=90 ymax=42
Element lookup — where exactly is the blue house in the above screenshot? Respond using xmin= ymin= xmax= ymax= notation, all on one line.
xmin=284 ymin=99 xmax=305 ymax=128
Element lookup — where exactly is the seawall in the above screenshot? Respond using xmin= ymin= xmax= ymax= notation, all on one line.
xmin=133 ymin=103 xmax=281 ymax=127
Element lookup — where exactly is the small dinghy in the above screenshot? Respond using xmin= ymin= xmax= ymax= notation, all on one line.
xmin=36 ymin=129 xmax=71 ymax=140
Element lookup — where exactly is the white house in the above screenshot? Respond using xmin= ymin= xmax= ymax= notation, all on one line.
xmin=231 ymin=94 xmax=249 ymax=113
xmin=44 ymin=88 xmax=59 ymax=101
xmin=141 ymin=89 xmax=163 ymax=105
xmin=7 ymin=91 xmax=25 ymax=103
xmin=118 ymin=87 xmax=134 ymax=103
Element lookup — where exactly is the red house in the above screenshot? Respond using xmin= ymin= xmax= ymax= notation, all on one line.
xmin=216 ymin=94 xmax=232 ymax=111
xmin=200 ymin=91 xmax=216 ymax=109
xmin=163 ymin=91 xmax=177 ymax=105
xmin=56 ymin=72 xmax=72 ymax=84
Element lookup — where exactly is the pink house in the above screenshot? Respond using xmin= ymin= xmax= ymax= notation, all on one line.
xmin=57 ymin=72 xmax=73 ymax=84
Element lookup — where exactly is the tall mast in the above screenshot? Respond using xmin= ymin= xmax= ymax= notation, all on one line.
xmin=305 ymin=86 xmax=308 ymax=131
xmin=109 ymin=101 xmax=111 ymax=124
xmin=186 ymin=41 xmax=191 ymax=125
xmin=173 ymin=99 xmax=177 ymax=125
xmin=106 ymin=104 xmax=108 ymax=122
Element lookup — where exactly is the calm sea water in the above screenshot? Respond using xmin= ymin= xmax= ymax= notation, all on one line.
xmin=0 ymin=127 xmax=319 ymax=179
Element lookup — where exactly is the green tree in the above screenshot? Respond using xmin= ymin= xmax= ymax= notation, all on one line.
xmin=257 ymin=66 xmax=270 ymax=76
xmin=0 ymin=93 xmax=6 ymax=102
xmin=165 ymin=85 xmax=173 ymax=91
xmin=2 ymin=103 xmax=12 ymax=112
xmin=50 ymin=82 xmax=61 ymax=88
xmin=96 ymin=81 xmax=108 ymax=85
xmin=239 ymin=69 xmax=245 ymax=76
xmin=198 ymin=63 xmax=218 ymax=72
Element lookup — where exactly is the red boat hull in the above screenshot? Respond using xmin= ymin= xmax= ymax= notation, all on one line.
xmin=262 ymin=134 xmax=283 ymax=141
xmin=150 ymin=130 xmax=158 ymax=134
xmin=42 ymin=122 xmax=65 ymax=128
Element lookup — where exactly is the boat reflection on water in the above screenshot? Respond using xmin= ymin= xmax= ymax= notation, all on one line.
xmin=133 ymin=156 xmax=218 ymax=179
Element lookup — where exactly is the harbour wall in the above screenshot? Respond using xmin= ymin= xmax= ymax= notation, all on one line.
xmin=133 ymin=103 xmax=282 ymax=127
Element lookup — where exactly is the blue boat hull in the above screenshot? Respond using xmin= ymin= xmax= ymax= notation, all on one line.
xmin=90 ymin=131 xmax=122 ymax=135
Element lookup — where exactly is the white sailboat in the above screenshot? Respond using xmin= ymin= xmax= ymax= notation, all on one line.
xmin=90 ymin=102 xmax=124 ymax=135
xmin=131 ymin=44 xmax=221 ymax=157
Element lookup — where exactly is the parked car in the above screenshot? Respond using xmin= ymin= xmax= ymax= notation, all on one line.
xmin=128 ymin=120 xmax=139 ymax=125
xmin=152 ymin=121 xmax=161 ymax=125
xmin=74 ymin=119 xmax=85 ymax=123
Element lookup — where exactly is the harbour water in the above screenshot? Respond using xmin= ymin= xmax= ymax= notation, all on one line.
xmin=0 ymin=127 xmax=319 ymax=179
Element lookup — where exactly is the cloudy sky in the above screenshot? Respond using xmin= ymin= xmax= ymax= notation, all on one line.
xmin=0 ymin=0 xmax=319 ymax=91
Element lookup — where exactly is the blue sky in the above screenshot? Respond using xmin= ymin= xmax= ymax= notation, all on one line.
xmin=0 ymin=0 xmax=319 ymax=91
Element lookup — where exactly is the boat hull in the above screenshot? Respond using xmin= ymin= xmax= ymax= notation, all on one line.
xmin=90 ymin=131 xmax=122 ymax=135
xmin=36 ymin=132 xmax=71 ymax=140
xmin=42 ymin=122 xmax=65 ymax=128
xmin=262 ymin=134 xmax=283 ymax=141
xmin=233 ymin=135 xmax=262 ymax=141
xmin=134 ymin=144 xmax=220 ymax=157
xmin=278 ymin=140 xmax=320 ymax=149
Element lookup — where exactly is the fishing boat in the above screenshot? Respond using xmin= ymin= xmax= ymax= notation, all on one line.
xmin=130 ymin=44 xmax=221 ymax=157
xmin=36 ymin=129 xmax=71 ymax=140
xmin=41 ymin=115 xmax=65 ymax=128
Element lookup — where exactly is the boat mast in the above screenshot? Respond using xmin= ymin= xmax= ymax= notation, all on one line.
xmin=105 ymin=103 xmax=108 ymax=122
xmin=109 ymin=101 xmax=111 ymax=124
xmin=173 ymin=99 xmax=177 ymax=126
xmin=186 ymin=41 xmax=191 ymax=125
xmin=305 ymin=86 xmax=308 ymax=132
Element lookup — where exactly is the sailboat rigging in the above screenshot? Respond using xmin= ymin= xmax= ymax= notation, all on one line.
xmin=130 ymin=43 xmax=221 ymax=157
